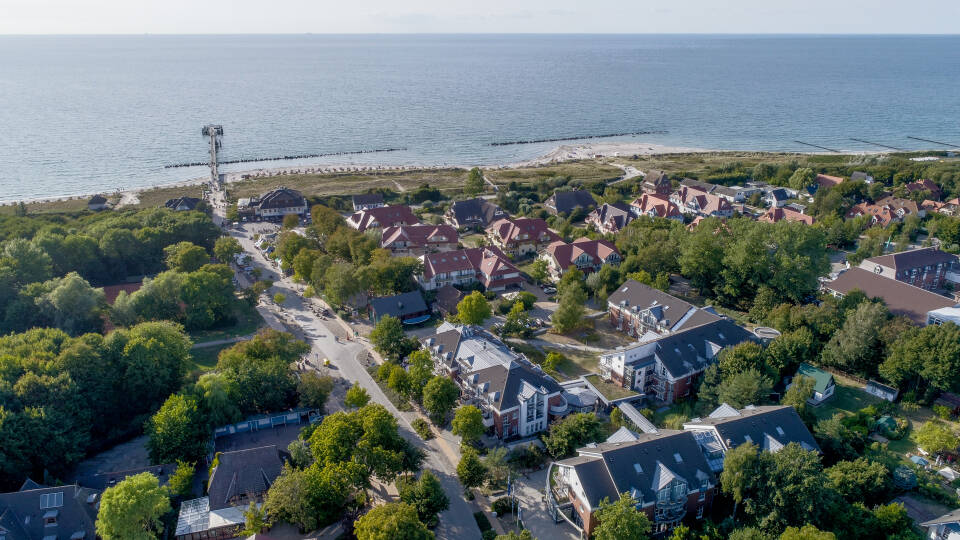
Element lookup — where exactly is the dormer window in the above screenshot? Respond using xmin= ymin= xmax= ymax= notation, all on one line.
xmin=43 ymin=509 xmax=59 ymax=527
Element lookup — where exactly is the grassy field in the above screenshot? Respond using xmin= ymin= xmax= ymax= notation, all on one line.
xmin=188 ymin=298 xmax=265 ymax=344
xmin=224 ymin=168 xmax=470 ymax=201
xmin=187 ymin=343 xmax=232 ymax=373
xmin=584 ymin=374 xmax=639 ymax=402
xmin=133 ymin=183 xmax=206 ymax=209
xmin=0 ymin=197 xmax=100 ymax=215
xmin=485 ymin=161 xmax=623 ymax=186
xmin=811 ymin=383 xmax=884 ymax=421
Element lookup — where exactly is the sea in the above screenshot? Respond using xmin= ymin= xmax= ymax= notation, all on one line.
xmin=0 ymin=34 xmax=959 ymax=202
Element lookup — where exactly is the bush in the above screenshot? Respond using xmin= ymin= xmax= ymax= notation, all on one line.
xmin=934 ymin=404 xmax=953 ymax=420
xmin=491 ymin=497 xmax=513 ymax=516
xmin=473 ymin=511 xmax=492 ymax=532
xmin=482 ymin=530 xmax=498 ymax=540
xmin=412 ymin=418 xmax=434 ymax=440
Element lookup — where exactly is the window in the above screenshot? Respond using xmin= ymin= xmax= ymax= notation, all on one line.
xmin=673 ymin=453 xmax=683 ymax=464
xmin=696 ymin=505 xmax=704 ymax=519
xmin=40 ymin=492 xmax=63 ymax=509
xmin=698 ymin=489 xmax=706 ymax=502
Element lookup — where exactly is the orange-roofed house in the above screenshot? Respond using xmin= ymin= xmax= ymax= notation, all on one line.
xmin=541 ymin=238 xmax=621 ymax=280
xmin=815 ymin=174 xmax=845 ymax=189
xmin=630 ymin=194 xmax=683 ymax=221
xmin=485 ymin=217 xmax=560 ymax=257
xmin=670 ymin=186 xmax=734 ymax=218
xmin=758 ymin=207 xmax=815 ymax=225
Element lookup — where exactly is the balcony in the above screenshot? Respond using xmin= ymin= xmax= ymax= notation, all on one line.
xmin=655 ymin=498 xmax=687 ymax=523
xmin=550 ymin=397 xmax=569 ymax=415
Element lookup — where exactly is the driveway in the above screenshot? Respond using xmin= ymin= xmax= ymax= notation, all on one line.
xmin=506 ymin=468 xmax=578 ymax=540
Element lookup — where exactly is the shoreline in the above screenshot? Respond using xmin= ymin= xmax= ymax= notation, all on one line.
xmin=0 ymin=141 xmax=890 ymax=208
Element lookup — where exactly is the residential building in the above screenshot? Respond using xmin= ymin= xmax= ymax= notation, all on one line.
xmin=642 ymin=170 xmax=672 ymax=196
xmin=791 ymin=363 xmax=836 ymax=405
xmin=485 ymin=218 xmax=560 ymax=257
xmin=176 ymin=445 xmax=288 ymax=540
xmin=237 ymin=187 xmax=309 ymax=221
xmin=598 ymin=319 xmax=756 ymax=404
xmin=906 ymin=179 xmax=941 ymax=200
xmin=445 ymin=198 xmax=508 ymax=231
xmin=630 ymin=194 xmax=683 ymax=221
xmin=369 ymin=290 xmax=430 ymax=325
xmin=351 ymin=193 xmax=386 ymax=211
xmin=544 ymin=190 xmax=597 ymax=216
xmin=541 ymin=238 xmax=621 ymax=280
xmin=0 ymin=481 xmax=100 ymax=540
xmin=346 ymin=204 xmax=420 ymax=232
xmin=432 ymin=284 xmax=465 ymax=317
xmin=763 ymin=188 xmax=791 ymax=208
xmin=550 ymin=431 xmax=716 ymax=537
xmin=379 ymin=224 xmax=459 ymax=256
xmin=607 ymin=280 xmax=720 ymax=339
xmin=671 ymin=187 xmax=734 ymax=218
xmin=682 ymin=405 xmax=820 ymax=472
xmin=876 ymin=195 xmax=925 ymax=219
xmin=462 ymin=360 xmax=565 ymax=439
xmin=165 ymin=196 xmax=202 ymax=211
xmin=859 ymin=247 xmax=959 ymax=290
xmin=712 ymin=184 xmax=763 ymax=204
xmin=850 ymin=171 xmax=874 ymax=183
xmin=823 ymin=267 xmax=959 ymax=325
xmin=586 ymin=203 xmax=634 ymax=234
xmin=75 ymin=464 xmax=174 ymax=491
xmin=758 ymin=207 xmax=815 ymax=225
xmin=921 ymin=509 xmax=960 ymax=540
xmin=87 ymin=194 xmax=108 ymax=211
xmin=846 ymin=201 xmax=897 ymax=227
xmin=680 ymin=178 xmax=719 ymax=193
xmin=418 ymin=246 xmax=522 ymax=291
xmin=421 ymin=322 xmax=520 ymax=377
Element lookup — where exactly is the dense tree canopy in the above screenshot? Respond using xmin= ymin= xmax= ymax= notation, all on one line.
xmin=95 ymin=472 xmax=171 ymax=540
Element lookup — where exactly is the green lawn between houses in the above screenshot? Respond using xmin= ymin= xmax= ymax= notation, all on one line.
xmin=584 ymin=374 xmax=639 ymax=402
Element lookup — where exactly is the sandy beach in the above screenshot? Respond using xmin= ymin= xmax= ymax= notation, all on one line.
xmin=2 ymin=141 xmax=724 ymax=208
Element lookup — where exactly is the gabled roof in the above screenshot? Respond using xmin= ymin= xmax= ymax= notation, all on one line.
xmin=486 ymin=218 xmax=559 ymax=245
xmin=850 ymin=171 xmax=871 ymax=182
xmin=165 ymin=196 xmax=201 ymax=211
xmin=75 ymin=463 xmax=175 ymax=491
xmin=466 ymin=360 xmax=562 ymax=411
xmin=922 ymin=508 xmax=960 ymax=527
xmin=680 ymin=178 xmax=718 ymax=193
xmin=347 ymin=205 xmax=420 ymax=231
xmin=905 ymin=179 xmax=941 ymax=196
xmin=421 ymin=246 xmax=517 ymax=280
xmin=258 ymin=187 xmax=306 ymax=210
xmin=561 ymin=430 xmax=715 ymax=508
xmin=88 ymin=194 xmax=107 ymax=204
xmin=823 ymin=267 xmax=956 ymax=324
xmin=674 ymin=186 xmax=732 ymax=215
xmin=546 ymin=190 xmax=597 ymax=214
xmin=862 ymin=247 xmax=958 ymax=272
xmin=544 ymin=238 xmax=620 ymax=270
xmin=758 ymin=207 xmax=815 ymax=225
xmin=433 ymin=285 xmax=465 ymax=315
xmin=815 ymin=174 xmax=845 ymax=189
xmin=588 ymin=203 xmax=634 ymax=232
xmin=631 ymin=194 xmax=682 ymax=219
xmin=380 ymin=224 xmax=458 ymax=249
xmin=626 ymin=319 xmax=755 ymax=379
xmin=447 ymin=198 xmax=506 ymax=227
xmin=369 ymin=291 xmax=429 ymax=321
xmin=642 ymin=170 xmax=670 ymax=189
xmin=684 ymin=405 xmax=820 ymax=453
xmin=352 ymin=193 xmax=385 ymax=206
xmin=207 ymin=445 xmax=287 ymax=510
xmin=796 ymin=363 xmax=834 ymax=394
xmin=765 ymin=188 xmax=790 ymax=201
xmin=0 ymin=484 xmax=100 ymax=540
xmin=607 ymin=280 xmax=719 ymax=334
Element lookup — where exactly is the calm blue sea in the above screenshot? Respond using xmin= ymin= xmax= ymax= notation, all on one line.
xmin=0 ymin=34 xmax=958 ymax=202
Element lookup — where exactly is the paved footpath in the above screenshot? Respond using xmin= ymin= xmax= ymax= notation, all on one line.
xmin=211 ymin=194 xmax=481 ymax=540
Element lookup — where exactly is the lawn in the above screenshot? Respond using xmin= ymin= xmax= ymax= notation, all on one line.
xmin=224 ymin=168 xmax=470 ymax=201
xmin=187 ymin=343 xmax=232 ymax=373
xmin=188 ymin=298 xmax=265 ymax=344
xmin=811 ymin=384 xmax=883 ymax=421
xmin=542 ymin=346 xmax=596 ymax=380
xmin=584 ymin=374 xmax=639 ymax=402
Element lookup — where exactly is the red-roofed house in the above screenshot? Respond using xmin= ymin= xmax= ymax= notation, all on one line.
xmin=670 ymin=187 xmax=734 ymax=218
xmin=816 ymin=174 xmax=845 ymax=189
xmin=758 ymin=207 xmax=815 ymax=225
xmin=347 ymin=205 xmax=420 ymax=232
xmin=630 ymin=194 xmax=683 ymax=221
xmin=541 ymin=238 xmax=621 ymax=280
xmin=380 ymin=224 xmax=459 ymax=256
xmin=485 ymin=218 xmax=561 ymax=257
xmin=905 ymin=179 xmax=941 ymax=200
xmin=418 ymin=247 xmax=523 ymax=291
xmin=586 ymin=203 xmax=634 ymax=234
xmin=846 ymin=202 xmax=897 ymax=227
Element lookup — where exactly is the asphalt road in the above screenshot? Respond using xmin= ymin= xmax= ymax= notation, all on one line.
xmin=209 ymin=190 xmax=481 ymax=539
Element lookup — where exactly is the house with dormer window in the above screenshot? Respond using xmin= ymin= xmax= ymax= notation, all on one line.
xmin=0 ymin=481 xmax=100 ymax=540
xmin=549 ymin=431 xmax=716 ymax=537
xmin=598 ymin=319 xmax=756 ymax=404
xmin=607 ymin=280 xmax=721 ymax=339
xmin=464 ymin=361 xmax=565 ymax=438
xmin=379 ymin=224 xmax=459 ymax=256
xmin=418 ymin=246 xmax=522 ymax=291
xmin=485 ymin=218 xmax=560 ymax=257
xmin=671 ymin=187 xmax=733 ymax=219
xmin=347 ymin=204 xmax=420 ymax=232
xmin=541 ymin=238 xmax=621 ymax=280
xmin=682 ymin=404 xmax=820 ymax=473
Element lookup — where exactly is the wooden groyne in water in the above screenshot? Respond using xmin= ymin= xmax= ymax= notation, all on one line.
xmin=164 ymin=147 xmax=407 ymax=169
xmin=488 ymin=130 xmax=667 ymax=147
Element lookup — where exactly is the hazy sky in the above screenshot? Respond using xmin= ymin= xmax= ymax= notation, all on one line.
xmin=2 ymin=0 xmax=958 ymax=34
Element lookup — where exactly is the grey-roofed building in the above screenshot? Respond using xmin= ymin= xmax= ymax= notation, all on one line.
xmin=432 ymin=284 xmax=464 ymax=317
xmin=207 ymin=445 xmax=287 ymax=511
xmin=550 ymin=431 xmax=716 ymax=537
xmin=74 ymin=463 xmax=174 ymax=491
xmin=642 ymin=169 xmax=672 ymax=196
xmin=165 ymin=196 xmax=202 ymax=211
xmin=921 ymin=508 xmax=960 ymax=540
xmin=598 ymin=319 xmax=756 ymax=404
xmin=618 ymin=402 xmax=659 ymax=434
xmin=0 ymin=482 xmax=100 ymax=540
xmin=683 ymin=405 xmax=819 ymax=473
xmin=87 ymin=194 xmax=108 ymax=211
xmin=606 ymin=426 xmax=642 ymax=443
xmin=763 ymin=188 xmax=792 ymax=208
xmin=239 ymin=187 xmax=309 ymax=221
xmin=445 ymin=198 xmax=508 ymax=231
xmin=368 ymin=291 xmax=430 ymax=325
xmin=850 ymin=171 xmax=874 ymax=183
xmin=586 ymin=202 xmax=634 ymax=234
xmin=607 ymin=279 xmax=720 ymax=339
xmin=859 ymin=246 xmax=959 ymax=290
xmin=544 ymin=190 xmax=597 ymax=216
xmin=822 ymin=267 xmax=958 ymax=325
xmin=461 ymin=359 xmax=565 ymax=439
xmin=351 ymin=192 xmax=386 ymax=211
